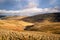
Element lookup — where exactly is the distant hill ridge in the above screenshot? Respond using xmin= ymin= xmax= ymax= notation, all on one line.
xmin=0 ymin=12 xmax=60 ymax=22
xmin=21 ymin=12 xmax=60 ymax=23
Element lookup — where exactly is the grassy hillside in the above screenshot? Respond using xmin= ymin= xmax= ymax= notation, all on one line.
xmin=0 ymin=12 xmax=60 ymax=40
xmin=0 ymin=16 xmax=27 ymax=20
xmin=23 ymin=12 xmax=60 ymax=34
xmin=25 ymin=20 xmax=60 ymax=34
xmin=0 ymin=29 xmax=60 ymax=40
xmin=0 ymin=20 xmax=33 ymax=31
xmin=21 ymin=12 xmax=60 ymax=23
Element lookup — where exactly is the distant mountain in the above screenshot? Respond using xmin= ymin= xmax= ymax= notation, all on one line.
xmin=1 ymin=16 xmax=27 ymax=20
xmin=0 ymin=15 xmax=6 ymax=18
xmin=21 ymin=12 xmax=60 ymax=23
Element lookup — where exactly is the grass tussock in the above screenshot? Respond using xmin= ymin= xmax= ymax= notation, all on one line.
xmin=0 ymin=29 xmax=60 ymax=40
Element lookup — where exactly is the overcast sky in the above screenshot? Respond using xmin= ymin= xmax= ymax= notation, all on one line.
xmin=0 ymin=0 xmax=60 ymax=16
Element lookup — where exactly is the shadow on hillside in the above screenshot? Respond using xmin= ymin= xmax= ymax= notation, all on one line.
xmin=21 ymin=12 xmax=60 ymax=23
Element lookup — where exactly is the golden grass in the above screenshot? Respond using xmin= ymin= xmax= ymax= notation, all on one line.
xmin=0 ymin=29 xmax=60 ymax=40
xmin=0 ymin=19 xmax=60 ymax=40
xmin=27 ymin=20 xmax=60 ymax=34
xmin=0 ymin=20 xmax=33 ymax=31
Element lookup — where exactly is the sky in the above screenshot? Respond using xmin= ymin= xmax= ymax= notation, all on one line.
xmin=0 ymin=0 xmax=60 ymax=16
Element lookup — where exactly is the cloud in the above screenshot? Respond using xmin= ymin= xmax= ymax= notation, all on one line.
xmin=0 ymin=7 xmax=60 ymax=16
xmin=27 ymin=0 xmax=39 ymax=8
xmin=12 ymin=0 xmax=28 ymax=9
xmin=0 ymin=0 xmax=5 ymax=3
xmin=50 ymin=0 xmax=57 ymax=5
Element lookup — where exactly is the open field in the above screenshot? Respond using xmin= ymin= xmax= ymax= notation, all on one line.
xmin=0 ymin=19 xmax=60 ymax=40
xmin=0 ymin=29 xmax=60 ymax=40
xmin=0 ymin=12 xmax=60 ymax=40
xmin=0 ymin=20 xmax=33 ymax=31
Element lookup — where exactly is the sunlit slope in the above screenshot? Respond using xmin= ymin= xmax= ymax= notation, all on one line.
xmin=0 ymin=20 xmax=33 ymax=31
xmin=0 ymin=12 xmax=60 ymax=40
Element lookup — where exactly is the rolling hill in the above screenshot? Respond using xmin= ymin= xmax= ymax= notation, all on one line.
xmin=0 ymin=12 xmax=60 ymax=40
xmin=21 ymin=12 xmax=60 ymax=23
xmin=23 ymin=12 xmax=60 ymax=34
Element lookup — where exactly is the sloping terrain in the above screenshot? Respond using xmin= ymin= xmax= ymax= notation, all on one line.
xmin=23 ymin=12 xmax=60 ymax=34
xmin=0 ymin=29 xmax=60 ymax=40
xmin=0 ymin=12 xmax=60 ymax=40
xmin=21 ymin=12 xmax=60 ymax=23
xmin=0 ymin=16 xmax=27 ymax=20
xmin=25 ymin=20 xmax=60 ymax=34
xmin=0 ymin=20 xmax=33 ymax=31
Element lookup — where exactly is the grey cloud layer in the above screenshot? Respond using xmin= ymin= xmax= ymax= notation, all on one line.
xmin=0 ymin=7 xmax=60 ymax=16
